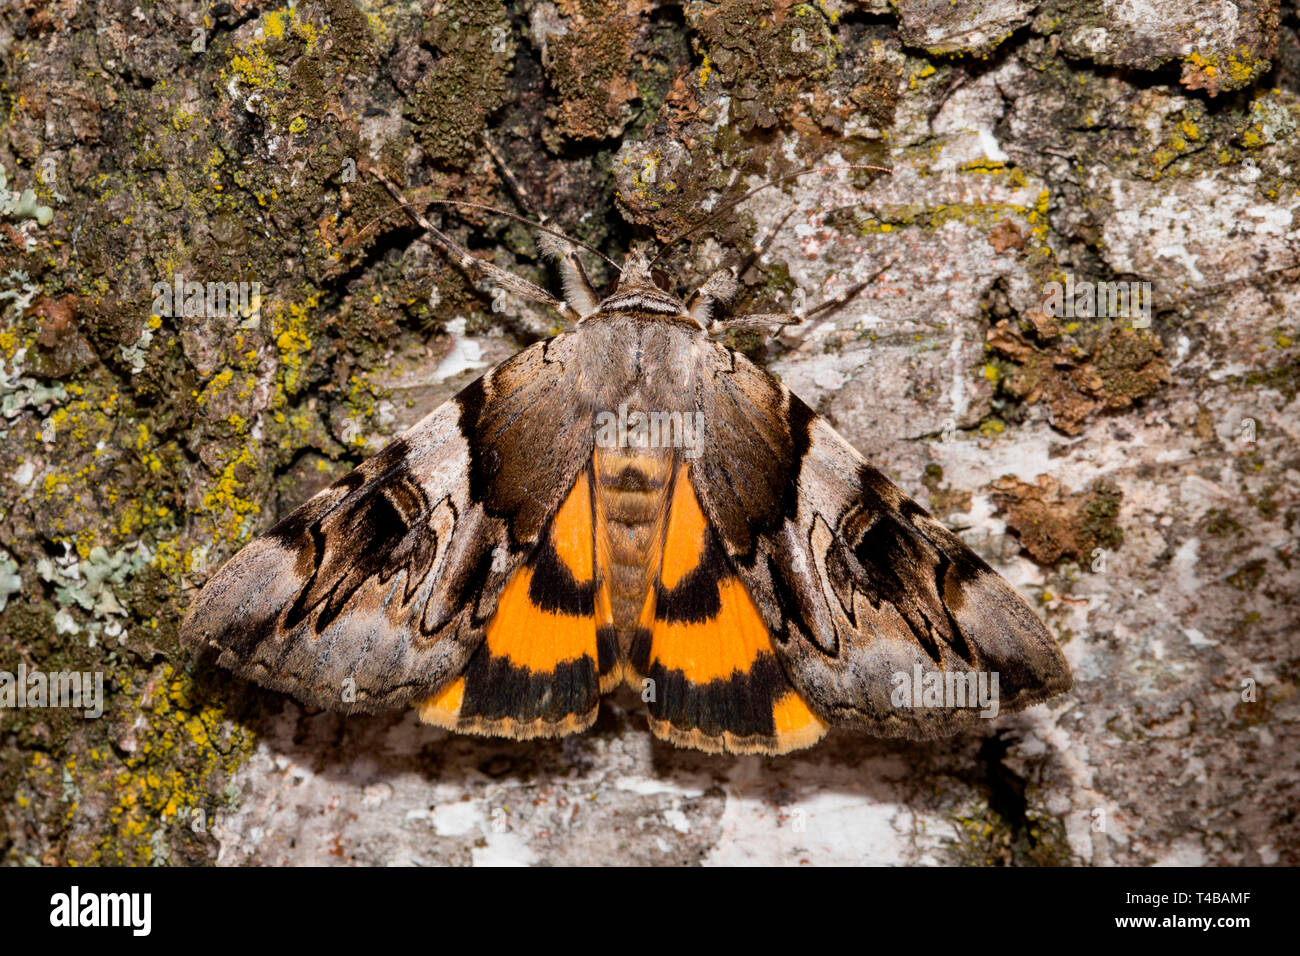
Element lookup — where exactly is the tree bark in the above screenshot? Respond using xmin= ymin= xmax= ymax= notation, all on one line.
xmin=2 ymin=0 xmax=1296 ymax=865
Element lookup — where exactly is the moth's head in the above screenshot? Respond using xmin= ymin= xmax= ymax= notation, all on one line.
xmin=592 ymin=246 xmax=689 ymax=321
xmin=614 ymin=248 xmax=658 ymax=291
xmin=551 ymin=238 xmax=723 ymax=329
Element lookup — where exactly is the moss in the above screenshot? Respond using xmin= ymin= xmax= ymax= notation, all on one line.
xmin=987 ymin=318 xmax=1171 ymax=435
xmin=608 ymin=2 xmax=897 ymax=254
xmin=404 ymin=0 xmax=513 ymax=167
xmin=1077 ymin=481 xmax=1124 ymax=554
xmin=1203 ymin=508 xmax=1241 ymax=538
xmin=946 ymin=790 xmax=1073 ymax=866
xmin=544 ymin=0 xmax=645 ymax=141
xmin=1235 ymin=356 xmax=1300 ymax=401
xmin=993 ymin=476 xmax=1123 ymax=566
xmin=689 ymin=0 xmax=839 ymax=133
xmin=922 ymin=463 xmax=972 ymax=516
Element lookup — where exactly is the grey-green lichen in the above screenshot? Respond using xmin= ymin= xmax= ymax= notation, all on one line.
xmin=0 ymin=164 xmax=54 ymax=234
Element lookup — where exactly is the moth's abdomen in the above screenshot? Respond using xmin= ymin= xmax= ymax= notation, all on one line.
xmin=592 ymin=444 xmax=673 ymax=686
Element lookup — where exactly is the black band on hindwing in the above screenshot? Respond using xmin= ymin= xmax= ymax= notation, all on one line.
xmin=654 ymin=533 xmax=729 ymax=623
xmin=461 ymin=647 xmax=599 ymax=724
xmin=646 ymin=654 xmax=788 ymax=740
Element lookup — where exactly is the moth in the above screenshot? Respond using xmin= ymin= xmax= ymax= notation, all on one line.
xmin=182 ymin=164 xmax=1071 ymax=755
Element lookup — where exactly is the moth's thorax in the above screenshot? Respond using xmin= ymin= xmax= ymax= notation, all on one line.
xmin=569 ymin=313 xmax=706 ymax=416
xmin=588 ymin=249 xmax=702 ymax=327
xmin=590 ymin=284 xmax=700 ymax=328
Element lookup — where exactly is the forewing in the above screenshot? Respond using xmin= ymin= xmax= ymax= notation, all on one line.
xmin=182 ymin=334 xmax=594 ymax=717
xmin=691 ymin=342 xmax=1072 ymax=739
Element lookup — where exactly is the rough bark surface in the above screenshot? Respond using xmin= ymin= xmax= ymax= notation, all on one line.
xmin=1 ymin=0 xmax=1297 ymax=866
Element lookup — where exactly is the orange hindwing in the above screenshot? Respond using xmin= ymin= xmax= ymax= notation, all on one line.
xmin=628 ymin=465 xmax=827 ymax=755
xmin=420 ymin=469 xmax=611 ymax=738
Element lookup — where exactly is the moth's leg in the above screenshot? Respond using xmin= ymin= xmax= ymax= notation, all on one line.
xmin=370 ymin=166 xmax=583 ymax=324
xmin=734 ymin=206 xmax=798 ymax=283
xmin=710 ymin=312 xmax=802 ymax=335
xmin=686 ymin=268 xmax=739 ymax=326
xmin=709 ymin=261 xmax=894 ymax=340
xmin=686 ymin=208 xmax=797 ymax=326
xmin=482 ymin=134 xmax=600 ymax=318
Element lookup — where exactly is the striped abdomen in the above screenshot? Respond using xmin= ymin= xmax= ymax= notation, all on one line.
xmin=592 ymin=444 xmax=673 ymax=686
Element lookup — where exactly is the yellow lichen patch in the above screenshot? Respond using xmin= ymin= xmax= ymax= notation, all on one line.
xmin=267 ymin=292 xmax=318 ymax=397
xmin=263 ymin=8 xmax=289 ymax=38
xmin=0 ymin=329 xmax=25 ymax=358
xmin=849 ymin=185 xmax=1052 ymax=267
xmin=224 ymin=4 xmax=322 ymax=95
xmin=196 ymin=369 xmax=234 ymax=408
xmin=12 ymin=663 xmax=257 ymax=865
xmin=100 ymin=666 xmax=255 ymax=864
xmin=193 ymin=443 xmax=265 ymax=549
